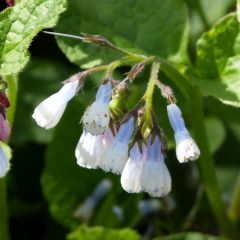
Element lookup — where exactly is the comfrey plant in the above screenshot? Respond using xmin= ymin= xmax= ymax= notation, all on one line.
xmin=32 ymin=32 xmax=200 ymax=198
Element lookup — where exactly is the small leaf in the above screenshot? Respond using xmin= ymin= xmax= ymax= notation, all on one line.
xmin=0 ymin=0 xmax=67 ymax=75
xmin=67 ymin=225 xmax=140 ymax=240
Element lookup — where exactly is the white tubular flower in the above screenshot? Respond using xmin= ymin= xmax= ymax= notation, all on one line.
xmin=167 ymin=103 xmax=200 ymax=163
xmin=82 ymin=81 xmax=112 ymax=135
xmin=140 ymin=136 xmax=171 ymax=197
xmin=32 ymin=81 xmax=78 ymax=129
xmin=99 ymin=116 xmax=135 ymax=174
xmin=121 ymin=143 xmax=144 ymax=193
xmin=75 ymin=128 xmax=114 ymax=169
xmin=0 ymin=147 xmax=8 ymax=178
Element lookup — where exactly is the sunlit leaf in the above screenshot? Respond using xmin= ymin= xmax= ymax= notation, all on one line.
xmin=0 ymin=0 xmax=67 ymax=75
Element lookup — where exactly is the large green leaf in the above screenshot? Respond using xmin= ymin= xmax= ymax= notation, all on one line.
xmin=55 ymin=0 xmax=189 ymax=68
xmin=196 ymin=13 xmax=240 ymax=107
xmin=67 ymin=225 xmax=140 ymax=240
xmin=0 ymin=0 xmax=67 ymax=75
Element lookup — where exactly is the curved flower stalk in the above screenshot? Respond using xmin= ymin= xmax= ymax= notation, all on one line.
xmin=75 ymin=127 xmax=114 ymax=169
xmin=32 ymin=80 xmax=79 ymax=129
xmin=99 ymin=116 xmax=135 ymax=174
xmin=140 ymin=136 xmax=172 ymax=197
xmin=167 ymin=103 xmax=200 ymax=163
xmin=82 ymin=80 xmax=112 ymax=135
xmin=0 ymin=147 xmax=8 ymax=178
xmin=121 ymin=143 xmax=145 ymax=193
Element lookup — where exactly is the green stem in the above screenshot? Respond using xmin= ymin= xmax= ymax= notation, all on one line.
xmin=141 ymin=62 xmax=160 ymax=137
xmin=189 ymin=87 xmax=233 ymax=236
xmin=0 ymin=74 xmax=19 ymax=240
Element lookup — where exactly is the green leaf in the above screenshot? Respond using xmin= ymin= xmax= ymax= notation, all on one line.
xmin=205 ymin=117 xmax=226 ymax=154
xmin=0 ymin=0 xmax=67 ymax=76
xmin=154 ymin=232 xmax=224 ymax=240
xmin=196 ymin=13 xmax=240 ymax=107
xmin=55 ymin=0 xmax=189 ymax=68
xmin=11 ymin=58 xmax=77 ymax=145
xmin=67 ymin=225 xmax=140 ymax=240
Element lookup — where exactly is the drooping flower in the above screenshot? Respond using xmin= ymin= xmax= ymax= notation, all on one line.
xmin=82 ymin=81 xmax=112 ymax=135
xmin=32 ymin=80 xmax=79 ymax=129
xmin=140 ymin=136 xmax=171 ymax=197
xmin=0 ymin=113 xmax=10 ymax=141
xmin=167 ymin=103 xmax=200 ymax=163
xmin=0 ymin=147 xmax=8 ymax=178
xmin=99 ymin=116 xmax=135 ymax=174
xmin=75 ymin=127 xmax=114 ymax=169
xmin=121 ymin=143 xmax=145 ymax=193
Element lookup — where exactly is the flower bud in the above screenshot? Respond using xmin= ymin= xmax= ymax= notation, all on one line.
xmin=0 ymin=92 xmax=10 ymax=108
xmin=109 ymin=81 xmax=129 ymax=119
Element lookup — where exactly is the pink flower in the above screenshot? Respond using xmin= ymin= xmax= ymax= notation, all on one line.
xmin=0 ymin=113 xmax=10 ymax=141
xmin=6 ymin=0 xmax=14 ymax=6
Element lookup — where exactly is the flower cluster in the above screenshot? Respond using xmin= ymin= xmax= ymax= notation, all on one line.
xmin=32 ymin=52 xmax=200 ymax=198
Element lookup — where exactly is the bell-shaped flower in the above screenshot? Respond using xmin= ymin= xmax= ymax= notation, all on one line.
xmin=140 ymin=136 xmax=171 ymax=197
xmin=82 ymin=81 xmax=112 ymax=135
xmin=0 ymin=113 xmax=10 ymax=141
xmin=167 ymin=103 xmax=200 ymax=163
xmin=99 ymin=116 xmax=135 ymax=174
xmin=75 ymin=127 xmax=114 ymax=169
xmin=0 ymin=147 xmax=8 ymax=178
xmin=121 ymin=143 xmax=144 ymax=193
xmin=32 ymin=81 xmax=78 ymax=129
